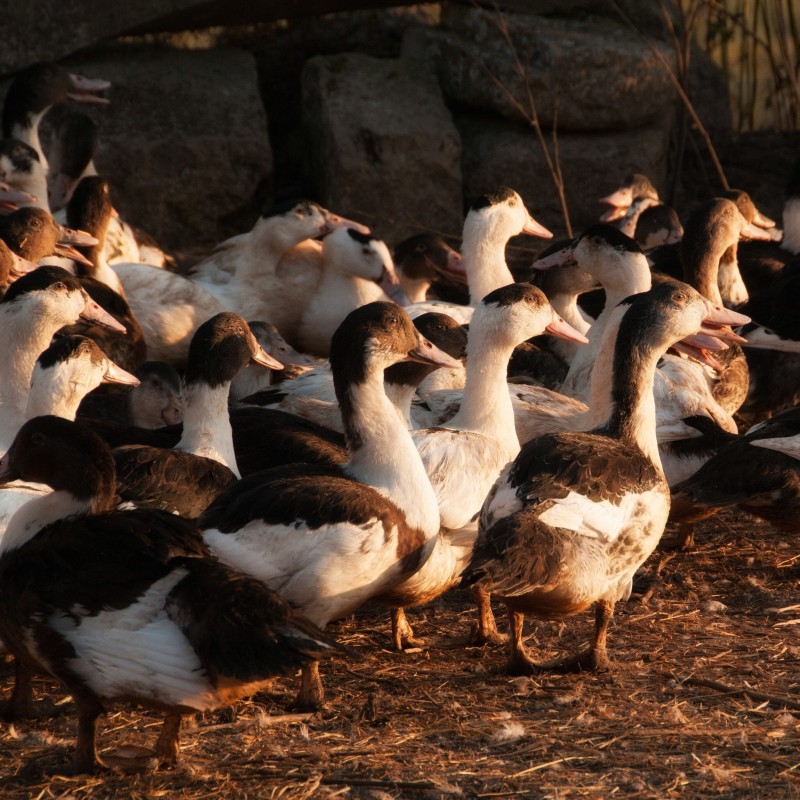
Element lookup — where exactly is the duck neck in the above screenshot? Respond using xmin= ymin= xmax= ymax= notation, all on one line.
xmin=0 ymin=304 xmax=63 ymax=450
xmin=1 ymin=491 xmax=92 ymax=556
xmin=562 ymin=255 xmax=651 ymax=397
xmin=384 ymin=363 xmax=435 ymax=429
xmin=717 ymin=242 xmax=748 ymax=307
xmin=603 ymin=337 xmax=663 ymax=471
xmin=782 ymin=197 xmax=800 ymax=255
xmin=448 ymin=325 xmax=520 ymax=459
xmin=26 ymin=374 xmax=96 ymax=422
xmin=398 ymin=275 xmax=431 ymax=304
xmin=10 ymin=110 xmax=49 ymax=172
xmin=585 ymin=306 xmax=628 ymax=428
xmin=176 ymin=382 xmax=240 ymax=477
xmin=234 ymin=218 xmax=297 ymax=283
xmin=685 ymin=249 xmax=724 ymax=307
xmin=462 ymin=221 xmax=514 ymax=305
xmin=340 ymin=365 xmax=440 ymax=534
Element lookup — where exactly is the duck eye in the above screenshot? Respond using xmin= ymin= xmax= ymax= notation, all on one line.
xmin=31 ymin=432 xmax=46 ymax=446
xmin=52 ymin=282 xmax=66 ymax=291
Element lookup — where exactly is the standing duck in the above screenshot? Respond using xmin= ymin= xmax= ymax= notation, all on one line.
xmin=200 ymin=302 xmax=461 ymax=709
xmin=461 ymin=282 xmax=738 ymax=674
xmin=0 ymin=416 xmax=348 ymax=773
xmin=112 ymin=312 xmax=282 ymax=518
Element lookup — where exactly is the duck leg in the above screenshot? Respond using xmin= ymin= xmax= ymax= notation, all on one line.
xmin=1 ymin=660 xmax=34 ymax=720
xmin=468 ymin=585 xmax=507 ymax=646
xmin=543 ymin=599 xmax=614 ymax=673
xmin=391 ymin=607 xmax=426 ymax=651
xmin=154 ymin=712 xmax=182 ymax=767
xmin=70 ymin=702 xmax=103 ymax=774
xmin=504 ymin=607 xmax=544 ymax=675
xmin=292 ymin=661 xmax=324 ymax=711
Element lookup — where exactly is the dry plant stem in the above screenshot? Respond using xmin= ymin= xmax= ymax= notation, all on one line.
xmin=471 ymin=1 xmax=573 ymax=237
xmin=671 ymin=674 xmax=800 ymax=712
xmin=608 ymin=0 xmax=730 ymax=191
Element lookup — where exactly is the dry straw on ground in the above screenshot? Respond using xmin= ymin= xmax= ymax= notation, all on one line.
xmin=1 ymin=509 xmax=798 ymax=799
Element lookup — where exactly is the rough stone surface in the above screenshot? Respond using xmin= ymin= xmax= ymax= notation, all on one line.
xmin=458 ymin=112 xmax=672 ymax=240
xmin=403 ymin=3 xmax=678 ymax=131
xmin=44 ymin=45 xmax=272 ymax=250
xmin=302 ymin=52 xmax=463 ymax=244
xmin=0 ymin=1 xmax=424 ymax=75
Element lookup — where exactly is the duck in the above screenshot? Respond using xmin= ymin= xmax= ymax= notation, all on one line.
xmin=0 ymin=265 xmax=125 ymax=454
xmin=404 ymin=187 xmax=553 ymax=325
xmin=229 ymin=320 xmax=318 ymax=403
xmin=47 ymin=111 xmax=173 ymax=268
xmin=381 ymin=284 xmax=588 ymax=650
xmin=199 ymin=301 xmax=461 ymax=709
xmin=461 ymin=281 xmax=736 ymax=674
xmin=392 ymin=233 xmax=468 ymax=303
xmin=633 ymin=204 xmax=683 ymax=250
xmin=670 ymin=404 xmax=800 ymax=541
xmin=0 ymin=415 xmax=349 ymax=773
xmin=597 ymin=172 xmax=662 ymax=237
xmin=78 ymin=360 xmax=184 ymax=430
xmin=113 ymin=200 xmax=351 ymax=365
xmin=58 ymin=176 xmax=148 ymax=372
xmin=254 ymin=311 xmax=468 ymax=433
xmin=112 ymin=312 xmax=282 ymax=518
xmin=0 ymin=238 xmax=38 ymax=297
xmin=296 ymin=227 xmax=403 ymax=356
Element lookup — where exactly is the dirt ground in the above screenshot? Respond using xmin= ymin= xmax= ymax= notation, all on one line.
xmin=1 ymin=509 xmax=798 ymax=800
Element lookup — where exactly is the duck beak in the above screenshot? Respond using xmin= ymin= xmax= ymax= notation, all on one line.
xmin=740 ymin=220 xmax=772 ymax=241
xmin=532 ymin=245 xmax=576 ymax=270
xmin=378 ymin=264 xmax=412 ymax=305
xmin=702 ymin=302 xmax=751 ymax=328
xmin=406 ymin=332 xmax=463 ymax=369
xmin=545 ymin=312 xmax=589 ymax=344
xmin=80 ymin=295 xmax=127 ymax=333
xmin=672 ymin=333 xmax=729 ymax=371
xmin=8 ymin=250 xmax=39 ymax=278
xmin=0 ymin=182 xmax=35 ymax=208
xmin=750 ymin=435 xmax=800 ymax=459
xmin=741 ymin=325 xmax=800 ymax=353
xmin=53 ymin=243 xmax=94 ymax=267
xmin=103 ymin=361 xmax=141 ymax=386
xmin=752 ymin=208 xmax=776 ymax=229
xmin=59 ymin=226 xmax=99 ymax=248
xmin=322 ymin=213 xmax=371 ymax=236
xmin=521 ymin=213 xmax=553 ymax=239
xmin=442 ymin=249 xmax=467 ymax=281
xmin=598 ymin=187 xmax=633 ymax=221
xmin=665 ymin=226 xmax=684 ymax=244
xmin=67 ymin=73 xmax=111 ymax=104
xmin=250 ymin=344 xmax=284 ymax=371
xmin=696 ymin=323 xmax=748 ymax=344
xmin=655 ymin=418 xmax=704 ymax=443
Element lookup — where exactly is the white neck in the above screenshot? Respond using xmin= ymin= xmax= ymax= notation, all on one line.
xmin=91 ymin=249 xmax=127 ymax=297
xmin=585 ymin=305 xmax=627 ymax=427
xmin=447 ymin=321 xmax=520 ymax=460
xmin=232 ymin=217 xmax=305 ymax=283
xmin=462 ymin=220 xmax=515 ymax=305
xmin=1 ymin=490 xmax=89 ymax=555
xmin=717 ymin=245 xmax=748 ymax=307
xmin=0 ymin=304 xmax=65 ymax=452
xmin=176 ymin=382 xmax=240 ymax=478
xmin=17 ymin=167 xmax=50 ymax=212
xmin=398 ymin=275 xmax=431 ymax=304
xmin=384 ymin=380 xmax=417 ymax=429
xmin=562 ymin=253 xmax=651 ymax=399
xmin=782 ymin=198 xmax=800 ymax=254
xmin=26 ymin=371 xmax=98 ymax=422
xmin=343 ymin=368 xmax=441 ymax=534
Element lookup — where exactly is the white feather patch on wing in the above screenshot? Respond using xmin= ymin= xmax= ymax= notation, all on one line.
xmin=536 ymin=491 xmax=643 ymax=542
xmin=50 ymin=569 xmax=220 ymax=710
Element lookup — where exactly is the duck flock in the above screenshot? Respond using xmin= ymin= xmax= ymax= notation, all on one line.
xmin=0 ymin=60 xmax=798 ymax=775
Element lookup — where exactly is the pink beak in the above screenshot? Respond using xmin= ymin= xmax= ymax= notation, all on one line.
xmin=521 ymin=214 xmax=553 ymax=239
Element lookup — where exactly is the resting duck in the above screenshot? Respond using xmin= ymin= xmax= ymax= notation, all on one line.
xmin=200 ymin=302 xmax=460 ymax=709
xmin=405 ymin=187 xmax=553 ymax=325
xmin=598 ymin=172 xmax=662 ymax=237
xmin=113 ymin=200 xmax=354 ymax=364
xmin=461 ymin=281 xmax=736 ymax=674
xmin=78 ymin=360 xmax=184 ymax=430
xmin=670 ymin=404 xmax=800 ymax=541
xmin=383 ymin=283 xmax=587 ymax=650
xmin=113 ymin=312 xmax=281 ymax=518
xmin=297 ymin=227 xmax=403 ymax=356
xmin=0 ymin=416 xmax=348 ymax=773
